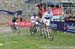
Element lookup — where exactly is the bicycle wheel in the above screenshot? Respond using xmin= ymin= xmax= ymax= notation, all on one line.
xmin=36 ymin=25 xmax=41 ymax=37
xmin=30 ymin=26 xmax=37 ymax=36
xmin=16 ymin=25 xmax=21 ymax=34
xmin=11 ymin=24 xmax=17 ymax=33
xmin=46 ymin=29 xmax=53 ymax=41
xmin=43 ymin=26 xmax=53 ymax=40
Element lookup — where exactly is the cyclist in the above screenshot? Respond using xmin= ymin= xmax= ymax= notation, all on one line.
xmin=30 ymin=14 xmax=36 ymax=27
xmin=35 ymin=14 xmax=43 ymax=37
xmin=30 ymin=14 xmax=37 ymax=35
xmin=41 ymin=7 xmax=53 ymax=39
xmin=11 ymin=14 xmax=18 ymax=32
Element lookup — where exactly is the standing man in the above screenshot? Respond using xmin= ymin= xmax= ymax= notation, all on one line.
xmin=11 ymin=13 xmax=18 ymax=32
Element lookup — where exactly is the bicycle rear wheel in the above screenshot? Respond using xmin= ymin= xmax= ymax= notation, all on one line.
xmin=47 ymin=29 xmax=53 ymax=41
xmin=43 ymin=27 xmax=53 ymax=41
xmin=11 ymin=24 xmax=17 ymax=33
xmin=30 ymin=26 xmax=37 ymax=36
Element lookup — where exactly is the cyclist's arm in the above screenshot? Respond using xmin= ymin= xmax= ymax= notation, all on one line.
xmin=40 ymin=14 xmax=45 ymax=22
xmin=50 ymin=12 xmax=53 ymax=21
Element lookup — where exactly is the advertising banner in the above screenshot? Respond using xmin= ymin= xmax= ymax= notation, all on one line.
xmin=51 ymin=21 xmax=75 ymax=33
xmin=51 ymin=21 xmax=64 ymax=31
xmin=52 ymin=7 xmax=62 ymax=16
xmin=8 ymin=20 xmax=32 ymax=27
xmin=64 ymin=22 xmax=75 ymax=33
xmin=8 ymin=20 xmax=75 ymax=33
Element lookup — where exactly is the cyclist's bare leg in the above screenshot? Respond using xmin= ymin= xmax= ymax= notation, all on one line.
xmin=41 ymin=24 xmax=46 ymax=38
xmin=48 ymin=27 xmax=53 ymax=40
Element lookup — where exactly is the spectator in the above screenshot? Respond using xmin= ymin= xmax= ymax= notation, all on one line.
xmin=12 ymin=14 xmax=18 ymax=25
xmin=11 ymin=14 xmax=18 ymax=32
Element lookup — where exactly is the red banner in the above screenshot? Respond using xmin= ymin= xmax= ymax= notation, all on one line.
xmin=8 ymin=20 xmax=32 ymax=27
xmin=8 ymin=20 xmax=13 ymax=26
xmin=52 ymin=7 xmax=62 ymax=16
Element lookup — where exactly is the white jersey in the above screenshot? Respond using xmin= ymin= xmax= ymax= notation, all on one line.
xmin=30 ymin=16 xmax=35 ymax=23
xmin=42 ymin=12 xmax=52 ymax=20
xmin=42 ymin=12 xmax=52 ymax=26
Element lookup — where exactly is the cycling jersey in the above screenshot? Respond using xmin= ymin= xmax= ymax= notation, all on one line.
xmin=41 ymin=11 xmax=52 ymax=26
xmin=43 ymin=12 xmax=52 ymax=19
xmin=30 ymin=16 xmax=36 ymax=23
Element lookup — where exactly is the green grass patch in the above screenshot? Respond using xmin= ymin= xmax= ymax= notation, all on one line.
xmin=0 ymin=29 xmax=75 ymax=49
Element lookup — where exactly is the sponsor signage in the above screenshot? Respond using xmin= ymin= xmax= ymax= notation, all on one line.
xmin=64 ymin=22 xmax=75 ymax=33
xmin=51 ymin=21 xmax=75 ymax=33
xmin=8 ymin=20 xmax=32 ymax=27
xmin=8 ymin=20 xmax=75 ymax=33
xmin=51 ymin=23 xmax=57 ymax=29
xmin=52 ymin=7 xmax=62 ymax=16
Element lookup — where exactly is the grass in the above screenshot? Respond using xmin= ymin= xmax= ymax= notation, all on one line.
xmin=0 ymin=29 xmax=75 ymax=49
